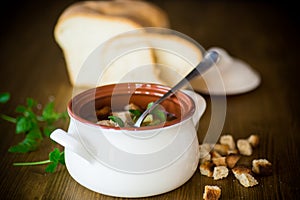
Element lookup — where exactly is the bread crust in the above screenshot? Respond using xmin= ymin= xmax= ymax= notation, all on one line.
xmin=53 ymin=0 xmax=171 ymax=86
xmin=55 ymin=0 xmax=169 ymax=33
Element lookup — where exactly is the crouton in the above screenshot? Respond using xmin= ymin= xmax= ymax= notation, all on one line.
xmin=200 ymin=143 xmax=213 ymax=152
xmin=199 ymin=144 xmax=212 ymax=163
xmin=213 ymin=166 xmax=229 ymax=180
xmin=213 ymin=144 xmax=229 ymax=156
xmin=211 ymin=150 xmax=222 ymax=159
xmin=252 ymin=159 xmax=272 ymax=176
xmin=96 ymin=106 xmax=111 ymax=120
xmin=200 ymin=153 xmax=211 ymax=164
xmin=226 ymin=154 xmax=241 ymax=168
xmin=199 ymin=161 xmax=215 ymax=177
xmin=212 ymin=157 xmax=227 ymax=166
xmin=220 ymin=135 xmax=236 ymax=150
xmin=237 ymin=139 xmax=253 ymax=156
xmin=248 ymin=134 xmax=260 ymax=148
xmin=232 ymin=166 xmax=258 ymax=187
xmin=227 ymin=149 xmax=239 ymax=155
xmin=203 ymin=185 xmax=221 ymax=200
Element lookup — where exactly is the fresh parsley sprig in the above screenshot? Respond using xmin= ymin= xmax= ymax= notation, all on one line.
xmin=13 ymin=148 xmax=65 ymax=173
xmin=0 ymin=92 xmax=68 ymax=173
xmin=0 ymin=93 xmax=67 ymax=153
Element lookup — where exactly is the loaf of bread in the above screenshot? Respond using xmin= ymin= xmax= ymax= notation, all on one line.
xmin=54 ymin=0 xmax=169 ymax=86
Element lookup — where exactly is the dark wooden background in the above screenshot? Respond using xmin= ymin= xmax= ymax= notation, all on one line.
xmin=0 ymin=0 xmax=299 ymax=199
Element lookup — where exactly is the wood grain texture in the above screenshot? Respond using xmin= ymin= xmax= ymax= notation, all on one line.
xmin=0 ymin=0 xmax=299 ymax=199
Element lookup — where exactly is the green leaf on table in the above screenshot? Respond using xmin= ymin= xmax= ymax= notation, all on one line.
xmin=43 ymin=125 xmax=55 ymax=137
xmin=58 ymin=151 xmax=65 ymax=165
xmin=40 ymin=101 xmax=68 ymax=123
xmin=8 ymin=128 xmax=42 ymax=153
xmin=2 ymin=94 xmax=69 ymax=172
xmin=45 ymin=148 xmax=65 ymax=173
xmin=13 ymin=148 xmax=65 ymax=173
xmin=49 ymin=148 xmax=61 ymax=163
xmin=0 ymin=92 xmax=10 ymax=103
xmin=26 ymin=98 xmax=37 ymax=108
xmin=15 ymin=105 xmax=27 ymax=113
xmin=16 ymin=117 xmax=32 ymax=134
xmin=42 ymin=102 xmax=58 ymax=122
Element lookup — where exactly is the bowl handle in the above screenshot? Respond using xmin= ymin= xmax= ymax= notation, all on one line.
xmin=50 ymin=129 xmax=94 ymax=163
xmin=183 ymin=90 xmax=206 ymax=127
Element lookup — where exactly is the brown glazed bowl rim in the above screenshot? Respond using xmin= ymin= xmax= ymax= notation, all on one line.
xmin=68 ymin=83 xmax=196 ymax=131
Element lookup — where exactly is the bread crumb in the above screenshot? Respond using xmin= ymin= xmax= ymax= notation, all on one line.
xmin=203 ymin=185 xmax=221 ymax=200
xmin=226 ymin=154 xmax=241 ymax=168
xmin=199 ymin=161 xmax=215 ymax=177
xmin=220 ymin=135 xmax=236 ymax=150
xmin=248 ymin=134 xmax=260 ymax=148
xmin=213 ymin=166 xmax=229 ymax=180
xmin=237 ymin=139 xmax=253 ymax=156
xmin=232 ymin=166 xmax=258 ymax=187
xmin=252 ymin=159 xmax=272 ymax=176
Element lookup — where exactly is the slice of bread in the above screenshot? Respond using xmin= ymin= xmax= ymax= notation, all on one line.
xmin=151 ymin=34 xmax=204 ymax=87
xmin=54 ymin=0 xmax=169 ymax=86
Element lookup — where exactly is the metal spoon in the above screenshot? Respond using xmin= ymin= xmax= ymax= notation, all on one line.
xmin=134 ymin=50 xmax=219 ymax=127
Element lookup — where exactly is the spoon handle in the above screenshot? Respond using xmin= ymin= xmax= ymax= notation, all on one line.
xmin=134 ymin=50 xmax=219 ymax=127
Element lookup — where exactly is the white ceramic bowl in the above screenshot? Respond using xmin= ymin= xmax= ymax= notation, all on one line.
xmin=50 ymin=83 xmax=206 ymax=198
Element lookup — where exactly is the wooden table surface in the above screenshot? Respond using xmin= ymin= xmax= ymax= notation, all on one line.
xmin=1 ymin=0 xmax=299 ymax=199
